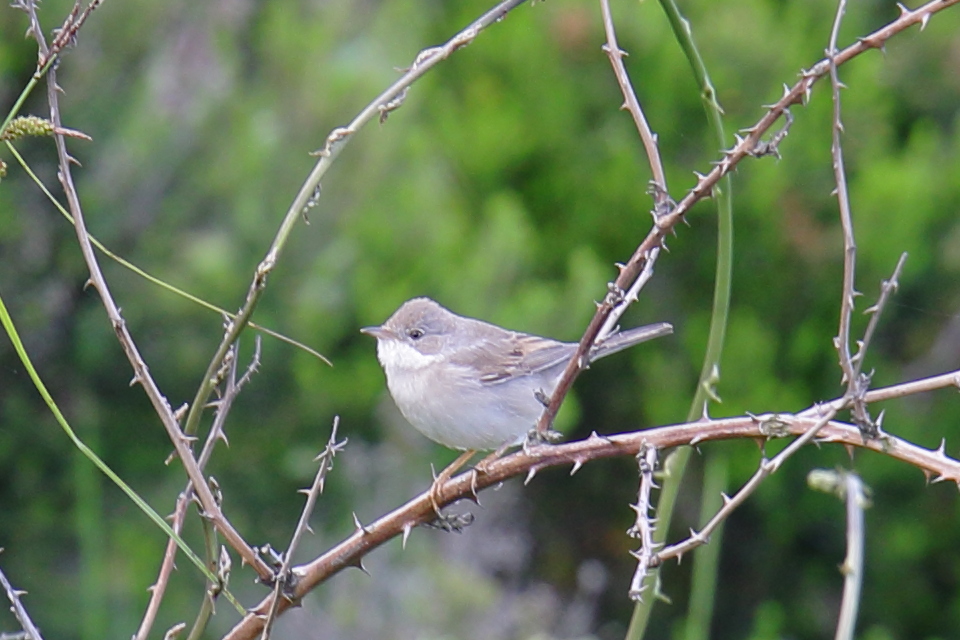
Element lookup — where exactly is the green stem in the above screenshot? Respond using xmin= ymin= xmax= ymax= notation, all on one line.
xmin=625 ymin=0 xmax=733 ymax=637
xmin=0 ymin=287 xmax=246 ymax=614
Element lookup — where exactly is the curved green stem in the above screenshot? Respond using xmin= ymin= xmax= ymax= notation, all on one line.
xmin=0 ymin=288 xmax=248 ymax=613
xmin=625 ymin=1 xmax=733 ymax=638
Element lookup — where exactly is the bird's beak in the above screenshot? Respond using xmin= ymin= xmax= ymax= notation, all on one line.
xmin=360 ymin=325 xmax=389 ymax=339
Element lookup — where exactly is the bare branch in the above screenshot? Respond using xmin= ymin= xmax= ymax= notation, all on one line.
xmin=627 ymin=445 xmax=660 ymax=600
xmin=808 ymin=470 xmax=869 ymax=640
xmin=597 ymin=0 xmax=669 ymax=199
xmin=533 ymin=0 xmax=959 ymax=439
xmin=222 ymin=369 xmax=960 ymax=639
xmin=0 ymin=558 xmax=45 ymax=640
xmin=134 ymin=344 xmax=259 ymax=640
xmin=856 ymin=252 xmax=908 ymax=369
xmin=260 ymin=417 xmax=347 ymax=640
xmin=654 ymin=409 xmax=838 ymax=565
xmin=827 ymin=0 xmax=859 ymax=401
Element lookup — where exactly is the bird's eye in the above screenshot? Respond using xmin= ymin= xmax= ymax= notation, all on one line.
xmin=407 ymin=328 xmax=425 ymax=340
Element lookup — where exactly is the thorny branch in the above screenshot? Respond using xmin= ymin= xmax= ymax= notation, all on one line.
xmin=0 ymin=559 xmax=45 ymax=640
xmin=533 ymin=0 xmax=671 ymax=440
xmin=598 ymin=0 xmax=669 ymax=200
xmin=533 ymin=0 xmax=959 ymax=440
xmin=259 ymin=417 xmax=347 ymax=640
xmin=645 ymin=244 xmax=911 ymax=575
xmin=827 ymin=0 xmax=867 ymax=430
xmin=653 ymin=409 xmax=839 ymax=567
xmin=223 ymin=364 xmax=960 ymax=640
xmin=627 ymin=446 xmax=660 ymax=601
xmin=134 ymin=339 xmax=260 ymax=640
xmin=19 ymin=0 xmax=275 ymax=580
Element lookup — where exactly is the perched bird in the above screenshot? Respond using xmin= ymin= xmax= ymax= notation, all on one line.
xmin=362 ymin=297 xmax=672 ymax=451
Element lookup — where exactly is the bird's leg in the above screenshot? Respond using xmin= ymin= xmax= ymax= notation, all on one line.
xmin=429 ymin=449 xmax=476 ymax=519
xmin=528 ymin=389 xmax=563 ymax=451
xmin=473 ymin=440 xmax=512 ymax=476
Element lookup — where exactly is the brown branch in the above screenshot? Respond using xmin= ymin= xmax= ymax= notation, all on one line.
xmin=29 ymin=0 xmax=275 ymax=582
xmin=598 ymin=0 xmax=668 ymax=198
xmin=221 ymin=366 xmax=960 ymax=640
xmin=857 ymin=252 xmax=907 ymax=369
xmin=533 ymin=0 xmax=959 ymax=438
xmin=134 ymin=341 xmax=259 ymax=640
xmin=827 ymin=0 xmax=861 ymax=412
xmin=531 ymin=0 xmax=672 ymax=438
xmin=653 ymin=408 xmax=839 ymax=566
xmin=259 ymin=418 xmax=346 ymax=640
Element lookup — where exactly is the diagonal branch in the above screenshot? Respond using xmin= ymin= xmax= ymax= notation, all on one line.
xmin=532 ymin=0 xmax=959 ymax=440
xmin=0 ymin=560 xmax=45 ymax=640
xmin=34 ymin=4 xmax=274 ymax=582
xmin=221 ymin=367 xmax=960 ymax=640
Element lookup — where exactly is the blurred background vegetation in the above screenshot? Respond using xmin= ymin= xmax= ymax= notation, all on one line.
xmin=1 ymin=0 xmax=960 ymax=638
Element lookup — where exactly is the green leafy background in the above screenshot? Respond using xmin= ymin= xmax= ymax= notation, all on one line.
xmin=1 ymin=0 xmax=959 ymax=638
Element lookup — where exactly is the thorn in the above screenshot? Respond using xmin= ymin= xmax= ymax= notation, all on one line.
xmin=401 ymin=523 xmax=413 ymax=549
xmin=467 ymin=470 xmax=482 ymax=504
xmin=352 ymin=512 xmax=371 ymax=535
xmin=525 ymin=466 xmax=539 ymax=486
xmin=349 ymin=556 xmax=370 ymax=575
xmin=570 ymin=459 xmax=583 ymax=476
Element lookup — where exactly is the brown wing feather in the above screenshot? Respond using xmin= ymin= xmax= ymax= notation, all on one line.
xmin=446 ymin=332 xmax=573 ymax=385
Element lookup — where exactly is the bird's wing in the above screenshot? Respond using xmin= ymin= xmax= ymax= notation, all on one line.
xmin=448 ymin=332 xmax=574 ymax=385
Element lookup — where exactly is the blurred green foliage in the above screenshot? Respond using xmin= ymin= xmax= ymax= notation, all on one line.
xmin=1 ymin=0 xmax=960 ymax=639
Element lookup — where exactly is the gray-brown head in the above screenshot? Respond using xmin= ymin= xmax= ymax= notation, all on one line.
xmin=360 ymin=297 xmax=468 ymax=358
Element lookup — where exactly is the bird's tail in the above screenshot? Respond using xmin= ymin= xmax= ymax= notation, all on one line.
xmin=591 ymin=322 xmax=673 ymax=361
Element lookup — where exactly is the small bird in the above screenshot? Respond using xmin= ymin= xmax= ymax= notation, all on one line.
xmin=362 ymin=297 xmax=672 ymax=451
